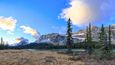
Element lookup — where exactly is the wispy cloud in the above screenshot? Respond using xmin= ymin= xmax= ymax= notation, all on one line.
xmin=20 ymin=25 xmax=40 ymax=39
xmin=59 ymin=0 xmax=115 ymax=26
xmin=0 ymin=16 xmax=17 ymax=32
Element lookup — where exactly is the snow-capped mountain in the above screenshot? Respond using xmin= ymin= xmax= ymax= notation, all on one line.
xmin=36 ymin=33 xmax=66 ymax=45
xmin=72 ymin=25 xmax=115 ymax=44
xmin=35 ymin=25 xmax=115 ymax=45
xmin=15 ymin=37 xmax=29 ymax=46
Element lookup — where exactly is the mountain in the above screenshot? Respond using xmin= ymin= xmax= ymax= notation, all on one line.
xmin=14 ymin=25 xmax=111 ymax=46
xmin=13 ymin=42 xmax=54 ymax=49
xmin=72 ymin=25 xmax=115 ymax=44
xmin=34 ymin=25 xmax=115 ymax=45
xmin=72 ymin=26 xmax=100 ymax=42
xmin=15 ymin=37 xmax=29 ymax=46
xmin=35 ymin=33 xmax=66 ymax=45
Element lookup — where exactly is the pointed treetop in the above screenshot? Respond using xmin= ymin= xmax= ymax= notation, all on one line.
xmin=1 ymin=37 xmax=3 ymax=41
xmin=102 ymin=24 xmax=104 ymax=27
xmin=101 ymin=24 xmax=104 ymax=31
xmin=86 ymin=26 xmax=88 ymax=31
xmin=89 ymin=23 xmax=91 ymax=25
xmin=68 ymin=18 xmax=71 ymax=22
xmin=89 ymin=23 xmax=91 ymax=27
xmin=109 ymin=25 xmax=111 ymax=28
xmin=109 ymin=25 xmax=111 ymax=31
xmin=88 ymin=23 xmax=92 ymax=29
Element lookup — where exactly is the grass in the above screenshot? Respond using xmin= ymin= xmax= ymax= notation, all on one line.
xmin=0 ymin=50 xmax=85 ymax=65
xmin=0 ymin=49 xmax=114 ymax=65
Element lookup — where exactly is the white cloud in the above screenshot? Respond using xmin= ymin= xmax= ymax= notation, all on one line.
xmin=59 ymin=0 xmax=115 ymax=26
xmin=20 ymin=25 xmax=40 ymax=39
xmin=0 ymin=16 xmax=17 ymax=31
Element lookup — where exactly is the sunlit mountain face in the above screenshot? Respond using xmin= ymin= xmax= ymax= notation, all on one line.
xmin=0 ymin=0 xmax=115 ymax=45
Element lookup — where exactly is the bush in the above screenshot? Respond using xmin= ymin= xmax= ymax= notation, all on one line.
xmin=94 ymin=49 xmax=113 ymax=60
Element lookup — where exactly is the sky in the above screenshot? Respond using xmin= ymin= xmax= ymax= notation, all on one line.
xmin=0 ymin=0 xmax=115 ymax=45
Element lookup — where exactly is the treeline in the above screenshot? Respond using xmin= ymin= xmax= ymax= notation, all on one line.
xmin=0 ymin=18 xmax=115 ymax=51
xmin=9 ymin=42 xmax=115 ymax=49
xmin=0 ymin=37 xmax=9 ymax=49
xmin=66 ymin=18 xmax=114 ymax=59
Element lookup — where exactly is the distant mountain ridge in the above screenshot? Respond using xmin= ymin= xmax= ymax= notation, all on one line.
xmin=72 ymin=25 xmax=115 ymax=44
xmin=36 ymin=25 xmax=115 ymax=45
xmin=16 ymin=25 xmax=115 ymax=46
xmin=35 ymin=33 xmax=66 ymax=45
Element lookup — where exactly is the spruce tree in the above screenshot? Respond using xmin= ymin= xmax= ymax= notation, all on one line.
xmin=104 ymin=25 xmax=112 ymax=59
xmin=1 ymin=37 xmax=3 ymax=45
xmin=0 ymin=37 xmax=4 ymax=49
xmin=99 ymin=24 xmax=105 ymax=44
xmin=108 ymin=25 xmax=111 ymax=47
xmin=85 ymin=26 xmax=89 ymax=51
xmin=99 ymin=24 xmax=112 ymax=59
xmin=85 ymin=23 xmax=93 ymax=55
xmin=86 ymin=26 xmax=89 ymax=42
xmin=66 ymin=18 xmax=73 ymax=53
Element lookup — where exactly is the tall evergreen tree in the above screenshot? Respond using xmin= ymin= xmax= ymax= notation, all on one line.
xmin=99 ymin=24 xmax=107 ymax=48
xmin=85 ymin=26 xmax=89 ymax=50
xmin=88 ymin=23 xmax=92 ymax=42
xmin=85 ymin=23 xmax=93 ymax=55
xmin=99 ymin=24 xmax=112 ymax=59
xmin=86 ymin=26 xmax=89 ymax=42
xmin=0 ymin=37 xmax=4 ymax=49
xmin=66 ymin=18 xmax=73 ymax=53
xmin=106 ymin=25 xmax=112 ymax=54
xmin=108 ymin=25 xmax=111 ymax=47
xmin=99 ymin=24 xmax=106 ymax=44
xmin=1 ymin=37 xmax=4 ymax=45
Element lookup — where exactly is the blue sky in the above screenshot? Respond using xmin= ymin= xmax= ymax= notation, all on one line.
xmin=0 ymin=0 xmax=115 ymax=44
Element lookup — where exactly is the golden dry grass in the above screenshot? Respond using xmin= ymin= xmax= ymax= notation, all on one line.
xmin=0 ymin=49 xmax=114 ymax=65
xmin=0 ymin=50 xmax=85 ymax=65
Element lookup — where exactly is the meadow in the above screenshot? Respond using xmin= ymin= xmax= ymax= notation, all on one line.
xmin=0 ymin=49 xmax=114 ymax=65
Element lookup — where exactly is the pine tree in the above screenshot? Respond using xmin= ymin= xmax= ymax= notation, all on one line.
xmin=99 ymin=24 xmax=112 ymax=59
xmin=108 ymin=25 xmax=111 ymax=47
xmin=0 ymin=37 xmax=4 ymax=49
xmin=104 ymin=25 xmax=112 ymax=59
xmin=99 ymin=24 xmax=105 ymax=44
xmin=85 ymin=26 xmax=89 ymax=50
xmin=99 ymin=24 xmax=106 ymax=48
xmin=1 ymin=37 xmax=3 ymax=45
xmin=86 ymin=26 xmax=89 ymax=42
xmin=66 ymin=18 xmax=73 ymax=53
xmin=85 ymin=23 xmax=93 ymax=55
